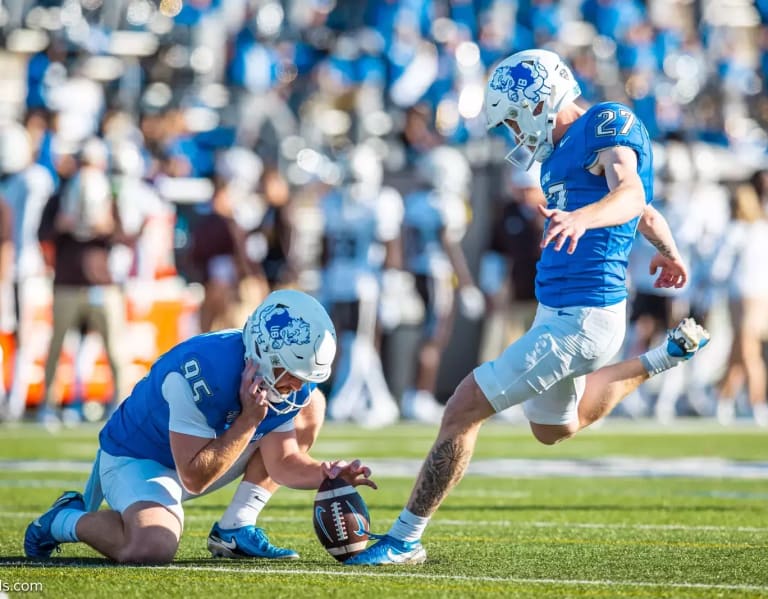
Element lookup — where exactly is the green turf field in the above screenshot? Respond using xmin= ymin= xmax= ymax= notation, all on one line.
xmin=1 ymin=421 xmax=766 ymax=598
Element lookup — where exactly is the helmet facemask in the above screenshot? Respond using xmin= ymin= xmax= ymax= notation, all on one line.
xmin=242 ymin=289 xmax=337 ymax=416
xmin=252 ymin=347 xmax=312 ymax=415
xmin=500 ymin=94 xmax=558 ymax=170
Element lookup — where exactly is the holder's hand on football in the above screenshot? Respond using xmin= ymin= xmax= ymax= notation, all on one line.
xmin=238 ymin=359 xmax=270 ymax=427
xmin=322 ymin=459 xmax=377 ymax=489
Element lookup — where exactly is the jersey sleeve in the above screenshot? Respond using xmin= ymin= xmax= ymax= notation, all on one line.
xmin=163 ymin=371 xmax=217 ymax=438
xmin=582 ymin=103 xmax=651 ymax=171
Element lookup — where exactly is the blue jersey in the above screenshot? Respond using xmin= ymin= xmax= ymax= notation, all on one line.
xmin=99 ymin=329 xmax=314 ymax=469
xmin=536 ymin=102 xmax=653 ymax=308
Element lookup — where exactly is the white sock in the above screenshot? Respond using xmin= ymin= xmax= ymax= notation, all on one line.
xmin=640 ymin=344 xmax=680 ymax=376
xmin=716 ymin=398 xmax=736 ymax=425
xmin=753 ymin=403 xmax=768 ymax=427
xmin=51 ymin=509 xmax=85 ymax=543
xmin=388 ymin=508 xmax=429 ymax=543
xmin=219 ymin=482 xmax=272 ymax=530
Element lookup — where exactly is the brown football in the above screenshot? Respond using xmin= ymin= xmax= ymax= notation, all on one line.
xmin=313 ymin=477 xmax=370 ymax=562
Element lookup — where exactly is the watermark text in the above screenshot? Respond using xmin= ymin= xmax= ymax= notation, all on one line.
xmin=0 ymin=580 xmax=44 ymax=593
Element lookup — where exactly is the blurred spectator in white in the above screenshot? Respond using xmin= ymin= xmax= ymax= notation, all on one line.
xmin=319 ymin=143 xmax=402 ymax=428
xmin=46 ymin=62 xmax=106 ymax=148
xmin=59 ymin=138 xmax=114 ymax=243
xmin=711 ymin=183 xmax=768 ymax=427
xmin=0 ymin=120 xmax=55 ymax=421
xmin=109 ymin=140 xmax=163 ymax=284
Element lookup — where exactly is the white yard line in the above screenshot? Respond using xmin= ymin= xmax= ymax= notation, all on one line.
xmin=1 ymin=561 xmax=765 ymax=592
xmin=2 ymin=457 xmax=768 ymax=478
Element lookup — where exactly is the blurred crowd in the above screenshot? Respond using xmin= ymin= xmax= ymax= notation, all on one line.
xmin=1 ymin=0 xmax=768 ymax=428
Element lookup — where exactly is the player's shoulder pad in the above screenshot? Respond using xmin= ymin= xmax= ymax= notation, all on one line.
xmin=582 ymin=102 xmax=650 ymax=160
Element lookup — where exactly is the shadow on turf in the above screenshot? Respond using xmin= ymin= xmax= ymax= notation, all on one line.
xmin=0 ymin=556 xmax=342 ymax=568
xmin=0 ymin=556 xmax=113 ymax=567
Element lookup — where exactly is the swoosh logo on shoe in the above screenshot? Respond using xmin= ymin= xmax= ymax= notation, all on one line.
xmin=315 ymin=506 xmax=333 ymax=542
xmin=212 ymin=535 xmax=237 ymax=550
xmin=32 ymin=518 xmax=42 ymax=528
xmin=385 ymin=548 xmax=411 ymax=563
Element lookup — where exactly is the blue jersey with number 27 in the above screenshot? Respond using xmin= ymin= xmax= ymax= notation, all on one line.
xmin=536 ymin=101 xmax=653 ymax=308
xmin=99 ymin=330 xmax=314 ymax=469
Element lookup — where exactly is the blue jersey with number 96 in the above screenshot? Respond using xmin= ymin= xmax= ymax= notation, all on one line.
xmin=536 ymin=101 xmax=653 ymax=308
xmin=99 ymin=329 xmax=314 ymax=469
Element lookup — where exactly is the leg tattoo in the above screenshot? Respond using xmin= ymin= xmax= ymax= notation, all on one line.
xmin=410 ymin=437 xmax=472 ymax=517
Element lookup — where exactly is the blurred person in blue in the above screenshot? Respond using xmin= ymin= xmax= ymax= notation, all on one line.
xmin=346 ymin=48 xmax=710 ymax=566
xmin=24 ymin=289 xmax=376 ymax=564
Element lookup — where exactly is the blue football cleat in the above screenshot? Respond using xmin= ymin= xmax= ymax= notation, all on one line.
xmin=207 ymin=522 xmax=299 ymax=559
xmin=667 ymin=317 xmax=710 ymax=361
xmin=24 ymin=491 xmax=85 ymax=559
xmin=344 ymin=534 xmax=427 ymax=565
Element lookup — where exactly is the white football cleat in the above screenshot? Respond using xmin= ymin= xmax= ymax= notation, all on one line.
xmin=401 ymin=390 xmax=444 ymax=424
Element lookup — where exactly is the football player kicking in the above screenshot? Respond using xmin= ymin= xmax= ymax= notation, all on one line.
xmin=25 ymin=290 xmax=376 ymax=564
xmin=346 ymin=49 xmax=710 ymax=566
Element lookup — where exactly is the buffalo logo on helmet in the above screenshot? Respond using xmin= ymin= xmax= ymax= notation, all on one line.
xmin=257 ymin=303 xmax=312 ymax=350
xmin=490 ymin=60 xmax=551 ymax=104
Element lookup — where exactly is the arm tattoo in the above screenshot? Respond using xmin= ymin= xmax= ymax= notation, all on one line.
xmin=409 ymin=437 xmax=472 ymax=517
xmin=647 ymin=236 xmax=675 ymax=259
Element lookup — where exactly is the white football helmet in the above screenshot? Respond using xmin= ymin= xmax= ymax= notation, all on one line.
xmin=243 ymin=289 xmax=337 ymax=414
xmin=485 ymin=49 xmax=581 ymax=170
